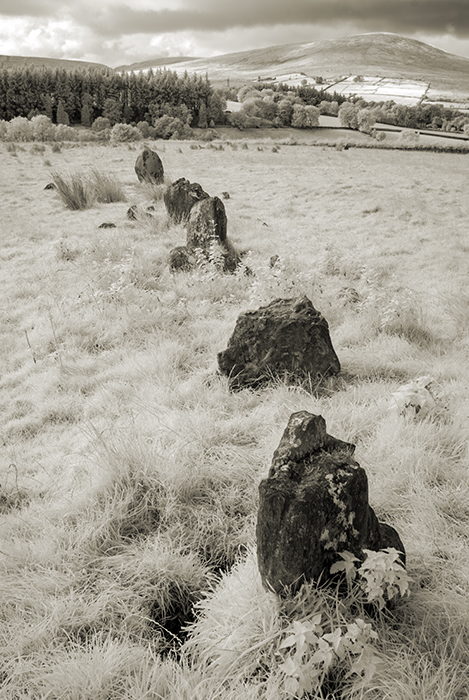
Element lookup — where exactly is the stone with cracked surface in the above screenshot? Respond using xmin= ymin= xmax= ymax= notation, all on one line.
xmin=256 ymin=411 xmax=405 ymax=594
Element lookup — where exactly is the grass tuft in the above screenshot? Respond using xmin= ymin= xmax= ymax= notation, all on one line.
xmin=51 ymin=170 xmax=95 ymax=210
xmin=89 ymin=167 xmax=127 ymax=203
xmin=51 ymin=168 xmax=127 ymax=209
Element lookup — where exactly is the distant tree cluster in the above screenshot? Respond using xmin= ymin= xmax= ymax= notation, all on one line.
xmin=348 ymin=97 xmax=469 ymax=134
xmin=0 ymin=65 xmax=227 ymax=132
xmin=338 ymin=103 xmax=377 ymax=134
xmin=229 ymin=79 xmax=469 ymax=135
xmin=228 ymin=85 xmax=336 ymax=129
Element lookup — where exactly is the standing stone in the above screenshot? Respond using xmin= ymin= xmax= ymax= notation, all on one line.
xmin=256 ymin=411 xmax=406 ymax=594
xmin=217 ymin=296 xmax=340 ymax=390
xmin=164 ymin=178 xmax=209 ymax=224
xmin=135 ymin=148 xmax=164 ymax=184
xmin=186 ymin=196 xmax=228 ymax=250
xmin=186 ymin=196 xmax=240 ymax=272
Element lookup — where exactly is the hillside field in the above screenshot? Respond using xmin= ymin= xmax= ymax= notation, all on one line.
xmin=1 ymin=137 xmax=469 ymax=698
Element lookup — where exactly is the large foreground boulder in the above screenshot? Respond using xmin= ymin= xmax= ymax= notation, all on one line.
xmin=135 ymin=148 xmax=164 ymax=184
xmin=257 ymin=412 xmax=405 ymax=594
xmin=186 ymin=196 xmax=240 ymax=272
xmin=217 ymin=296 xmax=340 ymax=389
xmin=164 ymin=178 xmax=209 ymax=224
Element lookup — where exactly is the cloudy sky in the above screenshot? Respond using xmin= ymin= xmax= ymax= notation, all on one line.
xmin=1 ymin=0 xmax=469 ymax=67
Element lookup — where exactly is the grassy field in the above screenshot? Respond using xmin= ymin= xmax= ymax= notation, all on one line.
xmin=1 ymin=136 xmax=469 ymax=699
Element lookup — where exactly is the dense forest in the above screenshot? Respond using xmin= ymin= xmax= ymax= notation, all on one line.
xmin=0 ymin=65 xmax=226 ymax=127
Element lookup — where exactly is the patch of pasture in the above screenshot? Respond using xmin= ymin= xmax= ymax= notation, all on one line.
xmin=1 ymin=138 xmax=469 ymax=698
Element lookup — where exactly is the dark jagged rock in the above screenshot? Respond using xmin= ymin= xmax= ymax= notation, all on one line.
xmin=186 ymin=196 xmax=240 ymax=273
xmin=257 ymin=411 xmax=406 ymax=594
xmin=217 ymin=296 xmax=340 ymax=390
xmin=164 ymin=178 xmax=209 ymax=224
xmin=187 ymin=195 xmax=228 ymax=250
xmin=98 ymin=222 xmax=116 ymax=229
xmin=135 ymin=148 xmax=164 ymax=185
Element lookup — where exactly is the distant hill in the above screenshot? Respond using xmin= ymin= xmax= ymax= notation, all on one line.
xmin=114 ymin=56 xmax=199 ymax=72
xmin=115 ymin=33 xmax=469 ymax=96
xmin=3 ymin=33 xmax=469 ymax=99
xmin=0 ymin=54 xmax=112 ymax=72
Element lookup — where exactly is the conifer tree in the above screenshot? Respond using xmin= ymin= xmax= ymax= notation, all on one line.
xmin=81 ymin=93 xmax=93 ymax=127
xmin=56 ymin=99 xmax=70 ymax=125
xmin=42 ymin=93 xmax=53 ymax=121
xmin=198 ymin=100 xmax=208 ymax=128
xmin=103 ymin=97 xmax=122 ymax=125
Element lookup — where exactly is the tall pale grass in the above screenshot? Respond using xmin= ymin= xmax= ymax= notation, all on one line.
xmin=2 ymin=141 xmax=469 ymax=698
xmin=51 ymin=169 xmax=127 ymax=209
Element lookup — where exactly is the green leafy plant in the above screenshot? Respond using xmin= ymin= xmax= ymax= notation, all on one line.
xmin=331 ymin=547 xmax=411 ymax=609
xmin=277 ymin=548 xmax=411 ymax=697
xmin=278 ymin=613 xmax=380 ymax=697
xmin=356 ymin=548 xmax=412 ymax=609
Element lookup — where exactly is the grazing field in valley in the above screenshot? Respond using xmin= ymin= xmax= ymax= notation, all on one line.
xmin=1 ymin=136 xmax=469 ymax=698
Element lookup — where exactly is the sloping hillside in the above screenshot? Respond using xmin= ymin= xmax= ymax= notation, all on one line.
xmin=116 ymin=33 xmax=469 ymax=94
xmin=114 ymin=56 xmax=199 ymax=72
xmin=0 ymin=54 xmax=112 ymax=72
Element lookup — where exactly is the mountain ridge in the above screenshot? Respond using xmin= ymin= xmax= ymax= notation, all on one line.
xmin=1 ymin=33 xmax=468 ymax=97
xmin=115 ymin=33 xmax=469 ymax=94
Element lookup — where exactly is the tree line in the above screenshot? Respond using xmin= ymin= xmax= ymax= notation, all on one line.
xmin=0 ymin=65 xmax=226 ymax=128
xmin=232 ymin=81 xmax=469 ymax=134
xmin=1 ymin=63 xmax=468 ymax=136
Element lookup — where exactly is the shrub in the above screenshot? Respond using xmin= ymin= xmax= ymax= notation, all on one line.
xmin=0 ymin=120 xmax=8 ymax=140
xmin=78 ymin=130 xmax=102 ymax=142
xmin=31 ymin=115 xmax=56 ymax=141
xmin=55 ymin=124 xmax=78 ymax=141
xmin=153 ymin=116 xmax=193 ymax=140
xmin=399 ymin=128 xmax=420 ymax=144
xmin=5 ymin=116 xmax=33 ymax=141
xmin=229 ymin=111 xmax=262 ymax=130
xmin=136 ymin=121 xmax=150 ymax=138
xmin=92 ymin=117 xmax=111 ymax=132
xmin=110 ymin=123 xmax=142 ymax=143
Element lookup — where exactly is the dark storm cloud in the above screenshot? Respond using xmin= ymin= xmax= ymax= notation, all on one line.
xmin=80 ymin=0 xmax=469 ymax=39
